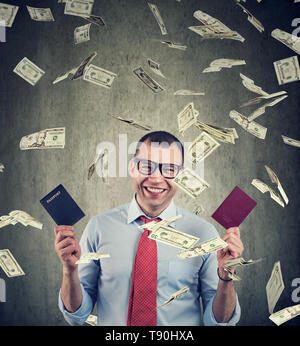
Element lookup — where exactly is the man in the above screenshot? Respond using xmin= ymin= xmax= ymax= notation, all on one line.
xmin=55 ymin=131 xmax=243 ymax=326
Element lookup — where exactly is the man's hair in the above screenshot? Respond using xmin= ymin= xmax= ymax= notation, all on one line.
xmin=134 ymin=131 xmax=184 ymax=165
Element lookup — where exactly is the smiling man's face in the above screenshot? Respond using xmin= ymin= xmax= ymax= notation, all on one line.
xmin=129 ymin=140 xmax=183 ymax=217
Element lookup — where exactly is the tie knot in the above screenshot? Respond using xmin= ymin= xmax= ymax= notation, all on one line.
xmin=140 ymin=215 xmax=161 ymax=224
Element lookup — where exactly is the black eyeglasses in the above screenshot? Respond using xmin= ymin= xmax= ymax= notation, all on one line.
xmin=133 ymin=157 xmax=183 ymax=179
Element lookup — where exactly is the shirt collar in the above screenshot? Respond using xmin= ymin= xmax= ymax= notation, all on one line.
xmin=127 ymin=194 xmax=177 ymax=225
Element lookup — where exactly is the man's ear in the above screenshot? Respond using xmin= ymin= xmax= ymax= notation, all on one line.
xmin=128 ymin=158 xmax=136 ymax=178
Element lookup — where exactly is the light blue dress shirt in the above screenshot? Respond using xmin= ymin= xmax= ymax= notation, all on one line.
xmin=58 ymin=195 xmax=241 ymax=326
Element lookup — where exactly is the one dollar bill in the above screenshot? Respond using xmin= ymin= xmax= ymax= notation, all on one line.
xmin=133 ymin=66 xmax=165 ymax=93
xmin=148 ymin=226 xmax=199 ymax=250
xmin=64 ymin=0 xmax=94 ymax=17
xmin=229 ymin=110 xmax=267 ymax=140
xmin=20 ymin=128 xmax=65 ymax=150
xmin=0 ymin=249 xmax=25 ymax=277
xmin=188 ymin=131 xmax=220 ymax=164
xmin=158 ymin=286 xmax=189 ymax=308
xmin=273 ymin=56 xmax=300 ymax=85
xmin=85 ymin=314 xmax=98 ymax=326
xmin=26 ymin=6 xmax=54 ymax=21
xmin=13 ymin=57 xmax=45 ymax=86
xmin=148 ymin=3 xmax=167 ymax=35
xmin=224 ymin=257 xmax=263 ymax=281
xmin=0 ymin=3 xmax=19 ymax=27
xmin=269 ymin=304 xmax=300 ymax=326
xmin=266 ymin=261 xmax=285 ymax=314
xmin=83 ymin=64 xmax=117 ymax=89
xmin=173 ymin=167 xmax=210 ymax=199
xmin=177 ymin=102 xmax=198 ymax=136
xmin=281 ymin=135 xmax=300 ymax=148
xmin=75 ymin=252 xmax=110 ymax=264
xmin=177 ymin=236 xmax=227 ymax=259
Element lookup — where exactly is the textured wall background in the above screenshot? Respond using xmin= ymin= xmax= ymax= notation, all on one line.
xmin=0 ymin=0 xmax=300 ymax=326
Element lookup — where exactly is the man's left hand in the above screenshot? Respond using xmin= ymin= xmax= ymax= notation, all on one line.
xmin=217 ymin=227 xmax=244 ymax=279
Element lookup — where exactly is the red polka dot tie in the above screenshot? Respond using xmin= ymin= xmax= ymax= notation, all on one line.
xmin=127 ymin=215 xmax=161 ymax=326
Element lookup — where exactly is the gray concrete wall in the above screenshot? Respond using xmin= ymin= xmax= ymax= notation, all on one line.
xmin=0 ymin=0 xmax=300 ymax=326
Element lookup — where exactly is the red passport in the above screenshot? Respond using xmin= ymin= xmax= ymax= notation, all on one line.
xmin=211 ymin=186 xmax=257 ymax=229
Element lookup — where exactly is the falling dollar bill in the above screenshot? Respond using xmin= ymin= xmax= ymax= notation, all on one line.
xmin=20 ymin=128 xmax=65 ymax=150
xmin=158 ymin=286 xmax=189 ymax=308
xmin=83 ymin=64 xmax=117 ymax=89
xmin=193 ymin=205 xmax=205 ymax=216
xmin=229 ymin=110 xmax=267 ymax=139
xmin=239 ymin=91 xmax=287 ymax=108
xmin=26 ymin=6 xmax=54 ymax=21
xmin=71 ymin=51 xmax=97 ymax=80
xmin=190 ymin=10 xmax=245 ymax=42
xmin=148 ymin=225 xmax=199 ymax=250
xmin=264 ymin=165 xmax=288 ymax=205
xmin=239 ymin=73 xmax=269 ymax=96
xmin=266 ymin=261 xmax=285 ymax=314
xmin=251 ymin=179 xmax=284 ymax=207
xmin=10 ymin=210 xmax=43 ymax=229
xmin=161 ymin=40 xmax=187 ymax=51
xmin=273 ymin=56 xmax=300 ymax=85
xmin=177 ymin=102 xmax=198 ymax=135
xmin=269 ymin=304 xmax=300 ymax=326
xmin=0 ymin=163 xmax=4 ymax=173
xmin=188 ymin=131 xmax=220 ymax=163
xmin=88 ymin=150 xmax=106 ymax=180
xmin=223 ymin=257 xmax=263 ymax=281
xmin=0 ymin=214 xmax=17 ymax=228
xmin=133 ymin=67 xmax=165 ymax=93
xmin=74 ymin=23 xmax=91 ymax=45
xmin=0 ymin=249 xmax=25 ymax=277
xmin=236 ymin=2 xmax=264 ymax=33
xmin=281 ymin=135 xmax=300 ymax=148
xmin=110 ymin=114 xmax=152 ymax=131
xmin=75 ymin=252 xmax=110 ymax=264
xmin=194 ymin=121 xmax=238 ymax=144
xmin=247 ymin=94 xmax=288 ymax=122
xmin=13 ymin=57 xmax=45 ymax=86
xmin=202 ymin=59 xmax=246 ymax=73
xmin=173 ymin=167 xmax=210 ymax=198
xmin=53 ymin=52 xmax=96 ymax=83
xmin=53 ymin=67 xmax=77 ymax=84
xmin=148 ymin=3 xmax=167 ymax=35
xmin=147 ymin=58 xmax=166 ymax=78
xmin=0 ymin=2 xmax=19 ymax=27
xmin=0 ymin=210 xmax=42 ymax=230
xmin=64 ymin=0 xmax=94 ymax=17
xmin=82 ymin=15 xmax=105 ymax=26
xmin=85 ymin=314 xmax=98 ymax=326
xmin=177 ymin=236 xmax=227 ymax=259
xmin=271 ymin=29 xmax=300 ymax=56
xmin=139 ymin=215 xmax=182 ymax=232
xmin=174 ymin=90 xmax=205 ymax=96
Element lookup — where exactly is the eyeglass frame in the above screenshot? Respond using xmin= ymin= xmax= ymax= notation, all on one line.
xmin=132 ymin=157 xmax=183 ymax=179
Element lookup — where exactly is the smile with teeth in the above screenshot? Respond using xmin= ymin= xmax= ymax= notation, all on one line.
xmin=145 ymin=186 xmax=165 ymax=193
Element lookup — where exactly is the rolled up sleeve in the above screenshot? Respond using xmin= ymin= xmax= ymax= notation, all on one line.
xmin=203 ymin=292 xmax=241 ymax=326
xmin=199 ymin=251 xmax=241 ymax=326
xmin=58 ymin=283 xmax=94 ymax=326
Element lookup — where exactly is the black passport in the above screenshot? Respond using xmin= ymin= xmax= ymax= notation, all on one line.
xmin=40 ymin=184 xmax=85 ymax=226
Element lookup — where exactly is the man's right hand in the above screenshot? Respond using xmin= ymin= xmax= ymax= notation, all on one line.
xmin=54 ymin=225 xmax=81 ymax=274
